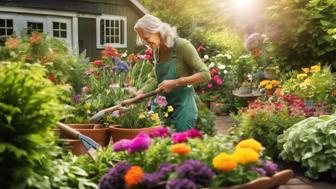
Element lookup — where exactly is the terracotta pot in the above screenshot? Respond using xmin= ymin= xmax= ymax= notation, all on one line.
xmin=59 ymin=139 xmax=87 ymax=156
xmin=109 ymin=125 xmax=162 ymax=143
xmin=60 ymin=124 xmax=110 ymax=147
xmin=218 ymin=169 xmax=294 ymax=189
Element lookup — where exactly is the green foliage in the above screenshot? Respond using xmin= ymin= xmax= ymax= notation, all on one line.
xmin=195 ymin=97 xmax=216 ymax=135
xmin=0 ymin=62 xmax=71 ymax=188
xmin=278 ymin=115 xmax=336 ymax=179
xmin=263 ymin=0 xmax=336 ymax=70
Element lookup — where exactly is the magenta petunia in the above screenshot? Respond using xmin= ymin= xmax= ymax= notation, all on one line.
xmin=154 ymin=96 xmax=168 ymax=108
xmin=150 ymin=126 xmax=170 ymax=138
xmin=112 ymin=139 xmax=132 ymax=152
xmin=187 ymin=128 xmax=202 ymax=139
xmin=128 ymin=132 xmax=152 ymax=153
xmin=172 ymin=132 xmax=189 ymax=144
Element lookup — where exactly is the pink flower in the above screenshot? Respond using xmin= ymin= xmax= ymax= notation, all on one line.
xmin=196 ymin=45 xmax=205 ymax=52
xmin=154 ymin=96 xmax=168 ymax=107
xmin=187 ymin=128 xmax=202 ymax=138
xmin=207 ymin=83 xmax=213 ymax=88
xmin=113 ymin=139 xmax=132 ymax=152
xmin=172 ymin=132 xmax=189 ymax=144
xmin=128 ymin=132 xmax=152 ymax=153
xmin=82 ymin=86 xmax=90 ymax=94
xmin=150 ymin=126 xmax=170 ymax=138
xmin=210 ymin=68 xmax=217 ymax=76
xmin=145 ymin=55 xmax=153 ymax=60
xmin=93 ymin=60 xmax=105 ymax=67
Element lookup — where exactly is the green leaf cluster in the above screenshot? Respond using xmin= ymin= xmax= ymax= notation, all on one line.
xmin=278 ymin=115 xmax=336 ymax=179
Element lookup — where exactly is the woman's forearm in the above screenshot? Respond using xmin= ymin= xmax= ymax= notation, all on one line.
xmin=175 ymin=73 xmax=208 ymax=87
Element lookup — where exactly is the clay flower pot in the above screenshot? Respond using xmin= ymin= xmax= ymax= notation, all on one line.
xmin=109 ymin=125 xmax=162 ymax=143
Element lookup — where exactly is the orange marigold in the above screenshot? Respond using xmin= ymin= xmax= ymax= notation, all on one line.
xmin=124 ymin=166 xmax=144 ymax=186
xmin=5 ymin=37 xmax=20 ymax=48
xmin=170 ymin=143 xmax=191 ymax=155
xmin=236 ymin=138 xmax=262 ymax=153
xmin=30 ymin=33 xmax=42 ymax=44
xmin=233 ymin=148 xmax=259 ymax=165
xmin=212 ymin=153 xmax=237 ymax=172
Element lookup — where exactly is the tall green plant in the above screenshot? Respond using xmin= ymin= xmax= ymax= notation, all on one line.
xmin=263 ymin=0 xmax=336 ymax=70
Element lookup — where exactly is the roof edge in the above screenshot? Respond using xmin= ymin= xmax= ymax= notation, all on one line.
xmin=128 ymin=0 xmax=149 ymax=15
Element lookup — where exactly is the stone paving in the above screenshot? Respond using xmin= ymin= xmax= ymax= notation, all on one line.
xmin=213 ymin=116 xmax=336 ymax=189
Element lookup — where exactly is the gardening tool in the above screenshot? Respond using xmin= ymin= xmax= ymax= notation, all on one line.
xmin=56 ymin=121 xmax=100 ymax=160
xmin=89 ymin=90 xmax=159 ymax=124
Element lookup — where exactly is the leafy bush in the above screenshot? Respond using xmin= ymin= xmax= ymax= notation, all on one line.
xmin=0 ymin=62 xmax=96 ymax=188
xmin=263 ymin=0 xmax=336 ymax=70
xmin=235 ymin=97 xmax=305 ymax=157
xmin=278 ymin=115 xmax=336 ymax=179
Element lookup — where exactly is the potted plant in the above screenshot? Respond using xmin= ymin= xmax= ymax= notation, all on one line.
xmin=239 ymin=80 xmax=253 ymax=95
xmin=258 ymin=79 xmax=280 ymax=95
xmin=106 ymin=96 xmax=174 ymax=142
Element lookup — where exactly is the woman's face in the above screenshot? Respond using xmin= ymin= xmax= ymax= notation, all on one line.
xmin=136 ymin=28 xmax=161 ymax=50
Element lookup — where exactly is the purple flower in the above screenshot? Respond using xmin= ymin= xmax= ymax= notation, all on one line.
xmin=253 ymin=167 xmax=267 ymax=176
xmin=116 ymin=61 xmax=129 ymax=72
xmin=112 ymin=139 xmax=132 ymax=152
xmin=263 ymin=160 xmax=278 ymax=176
xmin=142 ymin=173 xmax=162 ymax=187
xmin=186 ymin=129 xmax=202 ymax=139
xmin=158 ymin=163 xmax=175 ymax=177
xmin=172 ymin=132 xmax=189 ymax=144
xmin=128 ymin=132 xmax=152 ymax=153
xmin=110 ymin=110 xmax=120 ymax=118
xmin=244 ymin=33 xmax=263 ymax=52
xmin=72 ymin=94 xmax=81 ymax=103
xmin=154 ymin=96 xmax=168 ymax=107
xmin=150 ymin=127 xmax=170 ymax=138
xmin=167 ymin=178 xmax=197 ymax=189
xmin=176 ymin=160 xmax=213 ymax=187
xmin=99 ymin=161 xmax=131 ymax=189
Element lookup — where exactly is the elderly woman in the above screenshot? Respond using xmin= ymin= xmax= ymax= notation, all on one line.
xmin=132 ymin=15 xmax=210 ymax=132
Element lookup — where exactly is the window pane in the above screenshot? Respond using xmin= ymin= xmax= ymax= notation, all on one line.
xmin=106 ymin=28 xmax=110 ymax=35
xmin=27 ymin=22 xmax=44 ymax=33
xmin=115 ymin=37 xmax=119 ymax=43
xmin=0 ymin=20 xmax=5 ymax=27
xmin=0 ymin=29 xmax=5 ymax=36
xmin=61 ymin=23 xmax=66 ymax=30
xmin=53 ymin=22 xmax=59 ymax=29
xmin=61 ymin=31 xmax=66 ymax=38
xmin=115 ymin=29 xmax=119 ymax=35
xmin=115 ymin=20 xmax=119 ymax=27
xmin=106 ymin=36 xmax=110 ymax=43
xmin=7 ymin=29 xmax=13 ymax=35
xmin=53 ymin=30 xmax=59 ymax=37
xmin=111 ymin=28 xmax=114 ymax=35
xmin=7 ymin=20 xmax=13 ymax=27
xmin=111 ymin=36 xmax=114 ymax=43
xmin=105 ymin=20 xmax=109 ymax=27
xmin=111 ymin=20 xmax=114 ymax=27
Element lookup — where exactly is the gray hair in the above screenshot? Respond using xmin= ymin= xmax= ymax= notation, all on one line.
xmin=134 ymin=14 xmax=177 ymax=48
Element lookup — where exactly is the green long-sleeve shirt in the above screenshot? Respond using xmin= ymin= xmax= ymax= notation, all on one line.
xmin=142 ymin=37 xmax=211 ymax=92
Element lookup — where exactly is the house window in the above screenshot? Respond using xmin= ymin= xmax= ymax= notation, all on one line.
xmin=27 ymin=22 xmax=44 ymax=34
xmin=0 ymin=19 xmax=14 ymax=37
xmin=52 ymin=22 xmax=67 ymax=38
xmin=97 ymin=15 xmax=127 ymax=48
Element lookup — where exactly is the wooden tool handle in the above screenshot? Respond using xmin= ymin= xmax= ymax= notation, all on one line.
xmin=121 ymin=90 xmax=159 ymax=106
xmin=56 ymin=122 xmax=80 ymax=139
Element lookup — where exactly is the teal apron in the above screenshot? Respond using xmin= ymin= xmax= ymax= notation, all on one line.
xmin=154 ymin=40 xmax=198 ymax=132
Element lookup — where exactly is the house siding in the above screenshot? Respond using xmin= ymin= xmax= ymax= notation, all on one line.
xmin=78 ymin=0 xmax=145 ymax=59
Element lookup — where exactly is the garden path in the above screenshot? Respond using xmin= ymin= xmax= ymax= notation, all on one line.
xmin=214 ymin=116 xmax=336 ymax=189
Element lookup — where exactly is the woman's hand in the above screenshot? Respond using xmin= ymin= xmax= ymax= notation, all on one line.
xmin=157 ymin=80 xmax=177 ymax=93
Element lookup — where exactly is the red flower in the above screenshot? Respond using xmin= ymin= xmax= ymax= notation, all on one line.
xmin=102 ymin=46 xmax=119 ymax=58
xmin=196 ymin=45 xmax=205 ymax=52
xmin=30 ymin=33 xmax=42 ymax=44
xmin=253 ymin=50 xmax=262 ymax=58
xmin=93 ymin=60 xmax=105 ymax=67
xmin=210 ymin=68 xmax=217 ymax=76
xmin=48 ymin=73 xmax=56 ymax=82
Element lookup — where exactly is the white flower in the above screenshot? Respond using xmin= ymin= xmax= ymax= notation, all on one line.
xmin=209 ymin=62 xmax=215 ymax=68
xmin=224 ymin=54 xmax=232 ymax=59
xmin=216 ymin=54 xmax=224 ymax=57
xmin=218 ymin=64 xmax=226 ymax=70
xmin=204 ymin=55 xmax=209 ymax=60
xmin=122 ymin=52 xmax=128 ymax=57
xmin=247 ymin=74 xmax=252 ymax=81
xmin=223 ymin=70 xmax=228 ymax=74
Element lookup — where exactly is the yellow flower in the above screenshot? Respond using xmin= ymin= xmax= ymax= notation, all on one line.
xmin=259 ymin=80 xmax=269 ymax=87
xmin=236 ymin=138 xmax=263 ymax=153
xmin=233 ymin=148 xmax=259 ymax=164
xmin=138 ymin=113 xmax=145 ymax=119
xmin=302 ymin=68 xmax=310 ymax=73
xmin=265 ymin=84 xmax=273 ymax=90
xmin=297 ymin=73 xmax=307 ymax=79
xmin=151 ymin=113 xmax=159 ymax=121
xmin=212 ymin=153 xmax=237 ymax=172
xmin=310 ymin=65 xmax=320 ymax=73
xmin=164 ymin=112 xmax=169 ymax=117
xmin=167 ymin=106 xmax=174 ymax=112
